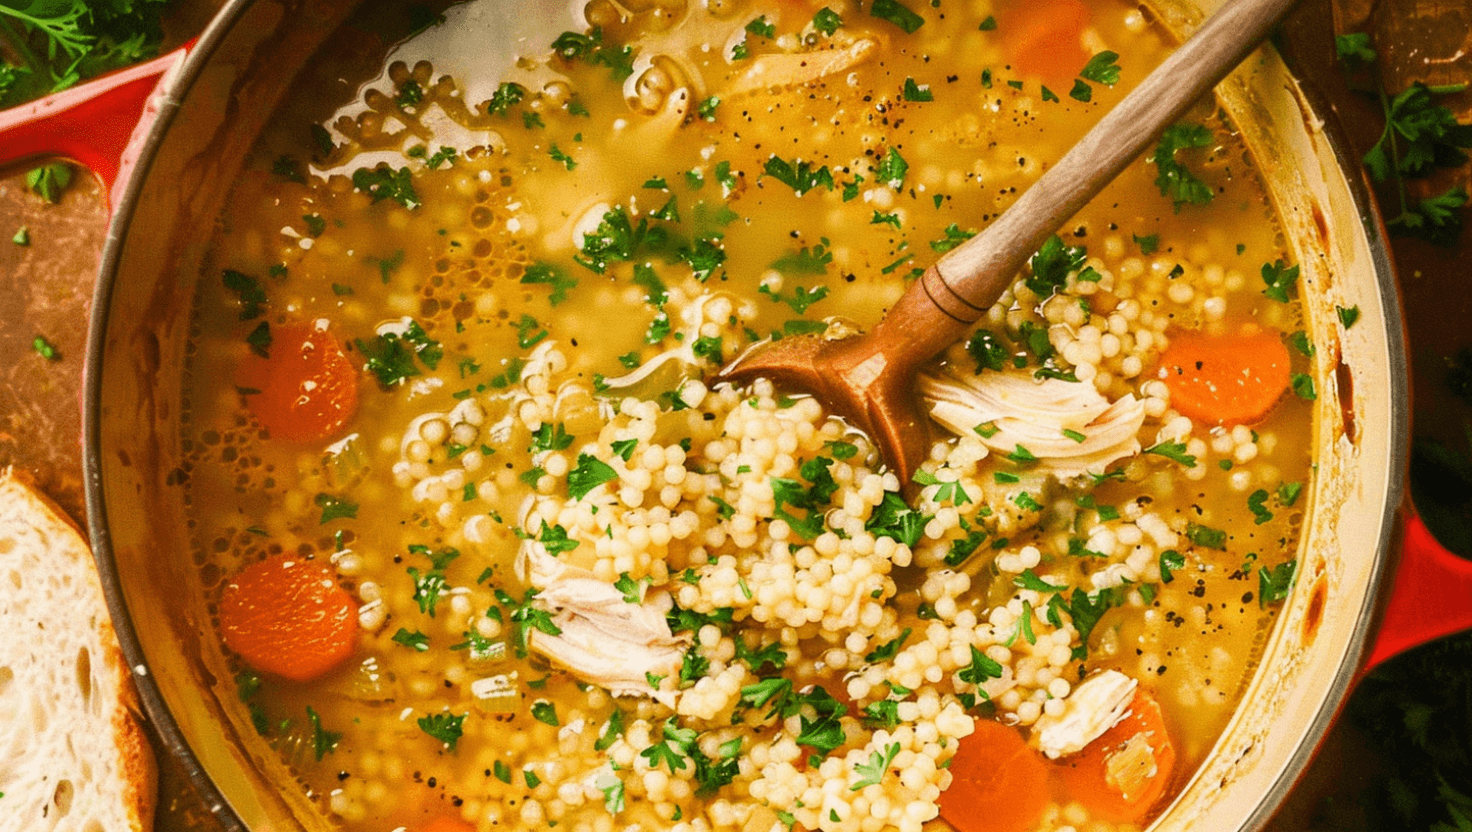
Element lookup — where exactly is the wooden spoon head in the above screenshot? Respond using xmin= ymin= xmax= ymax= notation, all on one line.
xmin=718 ymin=332 xmax=932 ymax=486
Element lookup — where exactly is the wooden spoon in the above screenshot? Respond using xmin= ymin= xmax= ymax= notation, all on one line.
xmin=719 ymin=0 xmax=1301 ymax=483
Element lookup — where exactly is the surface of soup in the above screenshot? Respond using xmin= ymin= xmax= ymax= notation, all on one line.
xmin=182 ymin=2 xmax=1315 ymax=831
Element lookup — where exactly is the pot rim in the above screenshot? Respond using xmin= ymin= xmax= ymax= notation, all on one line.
xmin=1224 ymin=59 xmax=1408 ymax=831
xmin=82 ymin=0 xmax=259 ymax=828
xmin=78 ymin=4 xmax=1411 ymax=831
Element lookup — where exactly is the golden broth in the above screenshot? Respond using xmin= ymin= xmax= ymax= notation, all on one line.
xmin=181 ymin=1 xmax=1313 ymax=831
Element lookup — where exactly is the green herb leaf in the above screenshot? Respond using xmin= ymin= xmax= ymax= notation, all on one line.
xmin=813 ymin=7 xmax=842 ymax=35
xmin=568 ymin=453 xmax=618 ymax=499
xmin=351 ymin=165 xmax=420 ymax=208
xmin=1159 ymin=549 xmax=1185 ymax=583
xmin=869 ymin=0 xmax=924 ymax=33
xmin=521 ymin=262 xmax=577 ymax=305
xmin=865 ymin=628 xmax=912 ymax=663
xmin=1291 ymin=372 xmax=1317 ymax=400
xmin=1151 ymin=123 xmax=1215 ymax=210
xmin=306 ymin=706 xmax=341 ymax=760
xmin=902 ymin=77 xmax=933 ymax=102
xmin=417 ymin=711 xmax=467 ymax=750
xmin=315 ymin=492 xmax=358 ymax=523
xmin=1258 ymin=560 xmax=1297 ymax=607
xmin=851 ymin=742 xmax=901 ymax=789
xmin=1079 ymin=50 xmax=1121 ymax=85
xmin=874 ymin=147 xmax=909 ymax=188
xmin=1261 ymin=259 xmax=1301 ymax=302
xmin=1144 ymin=441 xmax=1198 ymax=468
xmin=531 ymin=700 xmax=560 ymax=726
xmin=762 ymin=155 xmax=835 ymax=196
xmin=1186 ymin=522 xmax=1227 ymax=550
xmin=1027 ymin=235 xmax=1087 ymax=298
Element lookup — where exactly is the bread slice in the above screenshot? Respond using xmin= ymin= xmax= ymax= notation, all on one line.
xmin=0 ymin=469 xmax=156 ymax=832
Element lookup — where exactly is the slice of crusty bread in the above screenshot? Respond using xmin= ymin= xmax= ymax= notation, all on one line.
xmin=0 ymin=469 xmax=156 ymax=832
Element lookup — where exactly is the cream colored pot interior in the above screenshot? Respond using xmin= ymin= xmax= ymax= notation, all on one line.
xmin=85 ymin=1 xmax=1405 ymax=830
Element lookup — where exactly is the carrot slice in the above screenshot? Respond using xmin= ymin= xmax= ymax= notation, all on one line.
xmin=1157 ymin=327 xmax=1291 ymax=426
xmin=998 ymin=0 xmax=1092 ymax=91
xmin=1054 ymin=689 xmax=1177 ymax=824
xmin=219 ymin=554 xmax=357 ymax=682
xmin=418 ymin=818 xmax=477 ymax=832
xmin=938 ymin=718 xmax=1050 ymax=832
xmin=237 ymin=320 xmax=359 ymax=443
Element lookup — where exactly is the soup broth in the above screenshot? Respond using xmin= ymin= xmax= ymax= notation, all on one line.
xmin=182 ymin=1 xmax=1315 ymax=831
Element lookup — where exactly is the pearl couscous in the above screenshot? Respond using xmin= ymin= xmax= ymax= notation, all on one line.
xmin=184 ymin=2 xmax=1315 ymax=831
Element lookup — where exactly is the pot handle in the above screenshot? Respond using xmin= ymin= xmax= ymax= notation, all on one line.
xmin=1365 ymin=507 xmax=1472 ymax=669
xmin=0 ymin=43 xmax=191 ymax=209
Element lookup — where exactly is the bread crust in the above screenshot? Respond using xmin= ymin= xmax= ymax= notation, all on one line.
xmin=0 ymin=468 xmax=157 ymax=832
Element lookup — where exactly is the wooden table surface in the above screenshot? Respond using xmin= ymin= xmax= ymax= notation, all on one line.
xmin=0 ymin=0 xmax=1464 ymax=829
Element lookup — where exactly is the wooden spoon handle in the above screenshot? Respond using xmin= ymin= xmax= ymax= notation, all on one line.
xmin=897 ymin=0 xmax=1301 ymax=340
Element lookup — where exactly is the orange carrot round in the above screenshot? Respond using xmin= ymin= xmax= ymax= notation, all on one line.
xmin=238 ymin=321 xmax=359 ymax=443
xmin=1157 ymin=327 xmax=1291 ymax=425
xmin=1054 ymin=689 xmax=1178 ymax=824
xmin=998 ymin=0 xmax=1092 ymax=91
xmin=938 ymin=718 xmax=1050 ymax=832
xmin=219 ymin=553 xmax=357 ymax=682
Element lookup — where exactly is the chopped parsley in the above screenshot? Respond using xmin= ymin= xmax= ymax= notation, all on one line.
xmin=1261 ymin=259 xmax=1301 ymax=302
xmin=314 ymin=492 xmax=358 ymax=523
xmin=762 ymin=155 xmax=835 ymax=196
xmin=902 ymin=77 xmax=933 ymax=102
xmin=1258 ymin=560 xmax=1298 ymax=607
xmin=1144 ymin=440 xmax=1198 ymax=468
xmin=812 ymin=7 xmax=842 ymax=35
xmin=1291 ymin=372 xmax=1317 ymax=400
xmin=1151 ymin=122 xmax=1215 ymax=210
xmin=356 ymin=320 xmax=442 ymax=385
xmin=530 ymin=700 xmax=560 ymax=726
xmin=520 ymin=262 xmax=577 ymax=306
xmin=1186 ymin=522 xmax=1228 ymax=550
xmin=568 ymin=453 xmax=618 ymax=500
xmin=417 ymin=711 xmax=467 ymax=750
xmin=870 ymin=0 xmax=924 ymax=33
xmin=351 ymin=165 xmax=420 ymax=208
xmin=851 ymin=742 xmax=901 ymax=790
xmin=875 ymin=147 xmax=909 ymax=189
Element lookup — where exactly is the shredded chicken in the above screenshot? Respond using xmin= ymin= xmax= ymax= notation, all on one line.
xmin=920 ymin=369 xmax=1146 ymax=477
xmin=724 ymin=38 xmax=880 ymax=96
xmin=516 ymin=542 xmax=688 ymax=704
xmin=600 ymin=294 xmax=727 ymax=390
xmin=1031 ymin=669 xmax=1138 ymax=759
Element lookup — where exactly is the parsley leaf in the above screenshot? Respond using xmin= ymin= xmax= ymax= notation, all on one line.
xmin=1144 ymin=440 xmax=1198 ymax=468
xmin=1258 ymin=560 xmax=1297 ymax=607
xmin=902 ymin=77 xmax=933 ymax=102
xmin=870 ymin=0 xmax=924 ymax=33
xmin=865 ymin=628 xmax=912 ymax=663
xmin=875 ymin=147 xmax=908 ymax=188
xmin=351 ymin=165 xmax=421 ymax=208
xmin=417 ymin=711 xmax=467 ymax=750
xmin=1079 ymin=50 xmax=1121 ymax=85
xmin=812 ymin=7 xmax=842 ymax=35
xmin=315 ymin=492 xmax=358 ymax=523
xmin=222 ymin=270 xmax=266 ymax=320
xmin=1261 ymin=259 xmax=1301 ymax=302
xmin=568 ymin=453 xmax=618 ymax=499
xmin=851 ymin=742 xmax=901 ymax=789
xmin=520 ymin=262 xmax=577 ymax=305
xmin=762 ymin=155 xmax=835 ymax=196
xmin=1151 ymin=123 xmax=1215 ymax=210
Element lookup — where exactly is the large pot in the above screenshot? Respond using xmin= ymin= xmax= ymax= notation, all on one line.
xmin=2 ymin=0 xmax=1468 ymax=829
